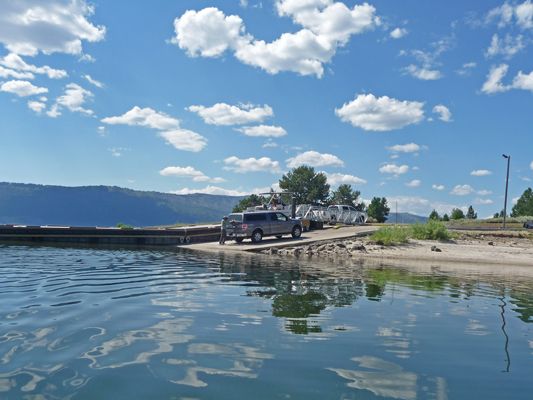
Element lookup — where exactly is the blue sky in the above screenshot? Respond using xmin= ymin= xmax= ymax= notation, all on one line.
xmin=1 ymin=0 xmax=532 ymax=218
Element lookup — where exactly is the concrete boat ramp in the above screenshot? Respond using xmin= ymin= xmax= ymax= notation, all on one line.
xmin=179 ymin=225 xmax=378 ymax=253
xmin=0 ymin=223 xmax=377 ymax=250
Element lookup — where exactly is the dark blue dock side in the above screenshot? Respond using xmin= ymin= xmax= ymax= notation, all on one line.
xmin=0 ymin=224 xmax=221 ymax=245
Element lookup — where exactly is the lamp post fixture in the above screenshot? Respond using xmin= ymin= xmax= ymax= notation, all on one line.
xmin=502 ymin=154 xmax=510 ymax=230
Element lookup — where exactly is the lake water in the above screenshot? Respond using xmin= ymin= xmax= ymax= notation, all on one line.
xmin=1 ymin=244 xmax=532 ymax=400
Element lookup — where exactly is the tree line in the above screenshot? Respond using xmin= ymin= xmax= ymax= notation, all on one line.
xmin=428 ymin=205 xmax=477 ymax=221
xmin=493 ymin=187 xmax=533 ymax=218
xmin=428 ymin=187 xmax=533 ymax=221
xmin=234 ymin=165 xmax=533 ymax=223
xmin=232 ymin=165 xmax=391 ymax=222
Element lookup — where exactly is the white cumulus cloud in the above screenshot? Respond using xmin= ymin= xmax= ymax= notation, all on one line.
xmin=405 ymin=180 xmax=421 ymax=187
xmin=485 ymin=1 xmax=533 ymax=30
xmin=158 ymin=130 xmax=208 ymax=153
xmin=0 ymin=66 xmax=34 ymax=79
xmin=387 ymin=143 xmax=422 ymax=153
xmin=0 ymin=80 xmax=48 ymax=97
xmin=224 ymin=156 xmax=282 ymax=173
xmin=473 ymin=198 xmax=494 ymax=205
xmin=450 ymin=184 xmax=476 ymax=195
xmin=0 ymin=53 xmax=67 ymax=79
xmin=160 ymin=166 xmax=207 ymax=179
xmin=481 ymin=64 xmax=511 ymax=94
xmin=188 ymin=103 xmax=273 ymax=125
xmin=0 ymin=0 xmax=106 ymax=56
xmin=390 ymin=28 xmax=408 ymax=39
xmin=485 ymin=34 xmax=525 ymax=59
xmin=379 ymin=164 xmax=409 ymax=175
xmin=27 ymin=100 xmax=46 ymax=114
xmin=170 ymin=8 xmax=250 ymax=58
xmin=402 ymin=65 xmax=443 ymax=80
xmin=335 ymin=94 xmax=425 ymax=131
xmin=171 ymin=186 xmax=250 ymax=196
xmin=159 ymin=166 xmax=225 ymax=183
xmin=512 ymin=69 xmax=533 ymax=92
xmin=456 ymin=62 xmax=476 ymax=76
xmin=432 ymin=185 xmax=445 ymax=190
xmin=82 ymin=75 xmax=104 ymax=88
xmin=102 ymin=107 xmax=207 ymax=152
xmin=171 ymin=2 xmax=378 ymax=78
xmin=286 ymin=151 xmax=344 ymax=168
xmin=321 ymin=172 xmax=367 ymax=186
xmin=55 ymin=83 xmax=94 ymax=115
xmin=236 ymin=125 xmax=287 ymax=137
xmin=102 ymin=106 xmax=181 ymax=130
xmin=482 ymin=64 xmax=533 ymax=94
xmin=432 ymin=105 xmax=453 ymax=122
xmin=46 ymin=104 xmax=61 ymax=118
xmin=471 ymin=170 xmax=492 ymax=176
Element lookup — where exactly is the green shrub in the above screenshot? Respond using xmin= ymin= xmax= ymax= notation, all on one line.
xmin=410 ymin=220 xmax=458 ymax=241
xmin=370 ymin=225 xmax=409 ymax=246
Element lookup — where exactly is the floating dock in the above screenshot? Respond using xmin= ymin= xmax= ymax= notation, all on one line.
xmin=0 ymin=224 xmax=222 ymax=245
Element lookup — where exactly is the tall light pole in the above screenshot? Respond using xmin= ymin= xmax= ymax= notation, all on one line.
xmin=502 ymin=154 xmax=510 ymax=230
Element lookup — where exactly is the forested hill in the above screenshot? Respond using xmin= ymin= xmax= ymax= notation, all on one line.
xmin=0 ymin=182 xmax=245 ymax=227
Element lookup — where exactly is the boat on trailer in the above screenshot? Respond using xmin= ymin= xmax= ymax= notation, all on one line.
xmin=242 ymin=192 xmax=367 ymax=226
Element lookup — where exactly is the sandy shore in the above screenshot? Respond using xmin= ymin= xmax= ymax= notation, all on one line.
xmin=256 ymin=229 xmax=533 ymax=267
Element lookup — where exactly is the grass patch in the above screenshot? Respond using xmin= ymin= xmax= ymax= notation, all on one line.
xmin=371 ymin=220 xmax=458 ymax=246
xmin=370 ymin=225 xmax=409 ymax=246
xmin=446 ymin=216 xmax=533 ymax=226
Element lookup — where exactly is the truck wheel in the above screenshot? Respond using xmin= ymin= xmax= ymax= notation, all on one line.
xmin=251 ymin=229 xmax=263 ymax=243
xmin=292 ymin=226 xmax=302 ymax=238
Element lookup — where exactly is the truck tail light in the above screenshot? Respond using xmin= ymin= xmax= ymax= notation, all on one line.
xmin=242 ymin=224 xmax=247 ymax=230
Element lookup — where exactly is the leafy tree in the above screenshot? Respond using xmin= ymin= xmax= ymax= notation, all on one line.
xmin=354 ymin=201 xmax=366 ymax=212
xmin=279 ymin=165 xmax=330 ymax=205
xmin=511 ymin=187 xmax=533 ymax=217
xmin=466 ymin=205 xmax=477 ymax=219
xmin=116 ymin=222 xmax=133 ymax=228
xmin=232 ymin=194 xmax=267 ymax=213
xmin=442 ymin=213 xmax=450 ymax=221
xmin=429 ymin=209 xmax=441 ymax=220
xmin=451 ymin=208 xmax=465 ymax=220
xmin=330 ymin=184 xmax=362 ymax=208
xmin=367 ymin=197 xmax=390 ymax=223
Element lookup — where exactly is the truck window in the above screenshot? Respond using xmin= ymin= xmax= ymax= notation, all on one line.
xmin=228 ymin=214 xmax=242 ymax=222
xmin=244 ymin=213 xmax=267 ymax=222
xmin=275 ymin=213 xmax=288 ymax=221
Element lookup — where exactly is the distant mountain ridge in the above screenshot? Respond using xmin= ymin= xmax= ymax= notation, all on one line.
xmin=0 ymin=182 xmax=245 ymax=227
xmin=0 ymin=182 xmax=430 ymax=227
xmin=385 ymin=213 xmax=428 ymax=224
